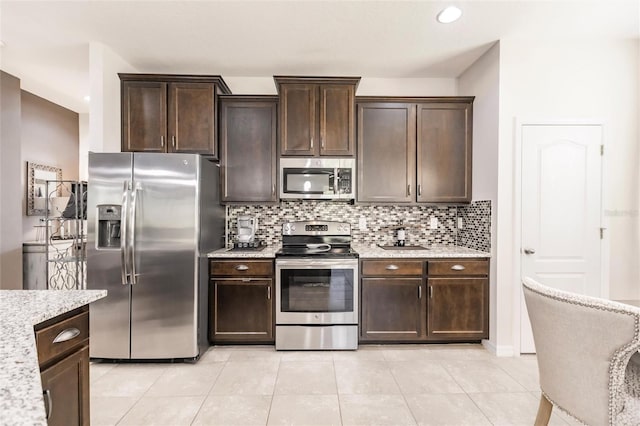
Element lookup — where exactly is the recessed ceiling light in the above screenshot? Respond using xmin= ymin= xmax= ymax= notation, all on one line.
xmin=0 ymin=40 xmax=5 ymax=47
xmin=83 ymin=95 xmax=90 ymax=102
xmin=437 ymin=6 xmax=462 ymax=24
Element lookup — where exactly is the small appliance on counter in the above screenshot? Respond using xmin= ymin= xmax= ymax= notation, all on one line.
xmin=231 ymin=215 xmax=265 ymax=251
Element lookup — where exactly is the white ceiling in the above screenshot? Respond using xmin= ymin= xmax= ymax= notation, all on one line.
xmin=1 ymin=0 xmax=638 ymax=113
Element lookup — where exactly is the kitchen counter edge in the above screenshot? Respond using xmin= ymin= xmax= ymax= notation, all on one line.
xmin=353 ymin=244 xmax=490 ymax=258
xmin=0 ymin=289 xmax=107 ymax=426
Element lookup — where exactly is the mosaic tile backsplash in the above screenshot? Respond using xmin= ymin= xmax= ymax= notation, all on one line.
xmin=226 ymin=200 xmax=491 ymax=252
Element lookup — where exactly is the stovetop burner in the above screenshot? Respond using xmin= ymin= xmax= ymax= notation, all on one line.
xmin=277 ymin=220 xmax=357 ymax=258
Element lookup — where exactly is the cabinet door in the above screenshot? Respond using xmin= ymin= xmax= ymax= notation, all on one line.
xmin=357 ymin=103 xmax=416 ymax=202
xmin=210 ymin=279 xmax=274 ymax=343
xmin=360 ymin=278 xmax=423 ymax=341
xmin=219 ymin=99 xmax=277 ymax=202
xmin=417 ymin=102 xmax=472 ymax=203
xmin=40 ymin=345 xmax=90 ymax=426
xmin=121 ymin=81 xmax=167 ymax=152
xmin=319 ymin=84 xmax=355 ymax=156
xmin=168 ymin=82 xmax=217 ymax=156
xmin=427 ymin=278 xmax=488 ymax=340
xmin=280 ymin=84 xmax=317 ymax=156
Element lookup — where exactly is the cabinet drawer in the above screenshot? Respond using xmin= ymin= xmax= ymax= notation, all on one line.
xmin=361 ymin=260 xmax=423 ymax=276
xmin=210 ymin=260 xmax=273 ymax=277
xmin=428 ymin=260 xmax=488 ymax=276
xmin=35 ymin=310 xmax=89 ymax=367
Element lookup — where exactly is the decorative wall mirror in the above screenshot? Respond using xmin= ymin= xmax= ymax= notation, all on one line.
xmin=27 ymin=162 xmax=62 ymax=216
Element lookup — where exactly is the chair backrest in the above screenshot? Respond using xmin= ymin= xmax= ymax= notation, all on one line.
xmin=522 ymin=277 xmax=640 ymax=425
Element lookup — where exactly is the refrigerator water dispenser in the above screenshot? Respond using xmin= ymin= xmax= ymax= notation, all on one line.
xmin=97 ymin=205 xmax=121 ymax=249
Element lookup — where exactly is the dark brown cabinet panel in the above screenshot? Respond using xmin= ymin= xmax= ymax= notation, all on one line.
xmin=35 ymin=306 xmax=90 ymax=426
xmin=209 ymin=279 xmax=274 ymax=343
xmin=356 ymin=97 xmax=473 ymax=204
xmin=427 ymin=277 xmax=488 ymax=340
xmin=319 ymin=84 xmax=355 ymax=156
xmin=40 ymin=346 xmax=90 ymax=426
xmin=361 ymin=278 xmax=423 ymax=341
xmin=275 ymin=77 xmax=359 ymax=157
xmin=168 ymin=83 xmax=217 ymax=154
xmin=122 ymin=81 xmax=167 ymax=152
xmin=279 ymin=84 xmax=316 ymax=156
xmin=417 ymin=102 xmax=472 ymax=203
xmin=357 ymin=102 xmax=416 ymax=202
xmin=219 ymin=96 xmax=277 ymax=202
xmin=120 ymin=74 xmax=230 ymax=158
xmin=209 ymin=259 xmax=274 ymax=344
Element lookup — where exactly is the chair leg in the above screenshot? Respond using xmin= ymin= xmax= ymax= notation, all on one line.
xmin=534 ymin=394 xmax=553 ymax=426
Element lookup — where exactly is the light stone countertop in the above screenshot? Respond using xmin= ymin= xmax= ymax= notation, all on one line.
xmin=0 ymin=289 xmax=107 ymax=426
xmin=353 ymin=243 xmax=490 ymax=258
xmin=208 ymin=245 xmax=280 ymax=258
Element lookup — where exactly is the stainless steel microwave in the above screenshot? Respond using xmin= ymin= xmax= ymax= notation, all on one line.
xmin=279 ymin=158 xmax=355 ymax=200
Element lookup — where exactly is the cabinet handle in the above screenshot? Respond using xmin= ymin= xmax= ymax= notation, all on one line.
xmin=43 ymin=389 xmax=52 ymax=420
xmin=321 ymin=137 xmax=325 ymax=149
xmin=429 ymin=286 xmax=433 ymax=298
xmin=235 ymin=264 xmax=249 ymax=271
xmin=385 ymin=264 xmax=399 ymax=270
xmin=172 ymin=135 xmax=176 ymax=148
xmin=272 ymin=184 xmax=276 ymax=196
xmin=451 ymin=265 xmax=466 ymax=271
xmin=418 ymin=184 xmax=422 ymax=196
xmin=268 ymin=286 xmax=271 ymax=300
xmin=407 ymin=184 xmax=411 ymax=196
xmin=310 ymin=137 xmax=314 ymax=149
xmin=418 ymin=285 xmax=422 ymax=299
xmin=160 ymin=136 xmax=165 ymax=148
xmin=52 ymin=327 xmax=81 ymax=344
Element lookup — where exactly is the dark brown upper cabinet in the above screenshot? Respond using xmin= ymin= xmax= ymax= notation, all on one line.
xmin=120 ymin=74 xmax=231 ymax=158
xmin=357 ymin=97 xmax=473 ymax=204
xmin=219 ymin=96 xmax=278 ymax=203
xmin=274 ymin=76 xmax=360 ymax=157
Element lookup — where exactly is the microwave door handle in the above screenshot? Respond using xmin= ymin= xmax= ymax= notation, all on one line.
xmin=120 ymin=181 xmax=130 ymax=285
xmin=334 ymin=168 xmax=338 ymax=194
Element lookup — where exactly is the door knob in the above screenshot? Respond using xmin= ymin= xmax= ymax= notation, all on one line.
xmin=523 ymin=248 xmax=536 ymax=255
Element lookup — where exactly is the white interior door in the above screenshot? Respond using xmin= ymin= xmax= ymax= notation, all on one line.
xmin=520 ymin=124 xmax=603 ymax=353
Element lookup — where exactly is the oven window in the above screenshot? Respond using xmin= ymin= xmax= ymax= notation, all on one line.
xmin=280 ymin=268 xmax=354 ymax=312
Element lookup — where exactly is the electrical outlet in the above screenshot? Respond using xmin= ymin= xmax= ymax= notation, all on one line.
xmin=358 ymin=216 xmax=367 ymax=230
xmin=457 ymin=218 xmax=463 ymax=229
xmin=430 ymin=216 xmax=438 ymax=229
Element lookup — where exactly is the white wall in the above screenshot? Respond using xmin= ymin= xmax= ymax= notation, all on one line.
xmin=0 ymin=71 xmax=23 ymax=289
xmin=458 ymin=42 xmax=502 ymax=353
xmin=88 ymin=42 xmax=137 ymax=156
xmin=221 ymin=76 xmax=458 ymax=96
xmin=493 ymin=38 xmax=640 ymax=353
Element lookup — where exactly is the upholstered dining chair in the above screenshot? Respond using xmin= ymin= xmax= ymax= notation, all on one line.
xmin=522 ymin=277 xmax=640 ymax=425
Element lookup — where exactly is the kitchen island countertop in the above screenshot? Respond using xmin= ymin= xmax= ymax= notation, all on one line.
xmin=0 ymin=289 xmax=107 ymax=426
xmin=353 ymin=244 xmax=490 ymax=258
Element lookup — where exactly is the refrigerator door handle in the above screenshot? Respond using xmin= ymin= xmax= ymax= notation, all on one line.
xmin=120 ymin=180 xmax=130 ymax=285
xmin=129 ymin=182 xmax=141 ymax=284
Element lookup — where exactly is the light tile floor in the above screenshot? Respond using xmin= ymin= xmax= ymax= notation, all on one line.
xmin=90 ymin=344 xmax=582 ymax=426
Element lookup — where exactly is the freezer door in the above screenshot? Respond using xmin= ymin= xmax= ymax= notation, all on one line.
xmin=130 ymin=153 xmax=200 ymax=359
xmin=87 ymin=152 xmax=133 ymax=359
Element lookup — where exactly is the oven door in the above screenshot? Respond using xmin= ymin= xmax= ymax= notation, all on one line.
xmin=275 ymin=258 xmax=358 ymax=325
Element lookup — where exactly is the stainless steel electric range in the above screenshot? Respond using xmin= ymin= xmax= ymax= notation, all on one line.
xmin=275 ymin=220 xmax=358 ymax=350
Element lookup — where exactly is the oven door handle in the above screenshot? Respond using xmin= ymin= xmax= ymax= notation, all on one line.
xmin=276 ymin=258 xmax=358 ymax=269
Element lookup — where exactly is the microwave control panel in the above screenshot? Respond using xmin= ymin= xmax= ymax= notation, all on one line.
xmin=337 ymin=168 xmax=352 ymax=194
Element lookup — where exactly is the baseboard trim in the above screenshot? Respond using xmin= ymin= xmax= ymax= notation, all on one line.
xmin=482 ymin=339 xmax=515 ymax=357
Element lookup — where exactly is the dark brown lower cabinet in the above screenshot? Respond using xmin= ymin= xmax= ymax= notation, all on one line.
xmin=210 ymin=279 xmax=274 ymax=343
xmin=35 ymin=306 xmax=90 ymax=426
xmin=360 ymin=278 xmax=423 ymax=341
xmin=40 ymin=346 xmax=90 ymax=426
xmin=359 ymin=258 xmax=489 ymax=343
xmin=427 ymin=278 xmax=488 ymax=340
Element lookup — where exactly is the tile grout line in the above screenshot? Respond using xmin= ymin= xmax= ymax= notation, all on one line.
xmin=189 ymin=351 xmax=228 ymax=426
xmin=332 ymin=352 xmax=345 ymax=426
xmin=385 ymin=354 xmax=420 ymax=426
xmin=264 ymin=353 xmax=282 ymax=426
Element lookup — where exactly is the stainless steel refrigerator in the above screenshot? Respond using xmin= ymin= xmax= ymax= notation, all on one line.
xmin=86 ymin=152 xmax=224 ymax=360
